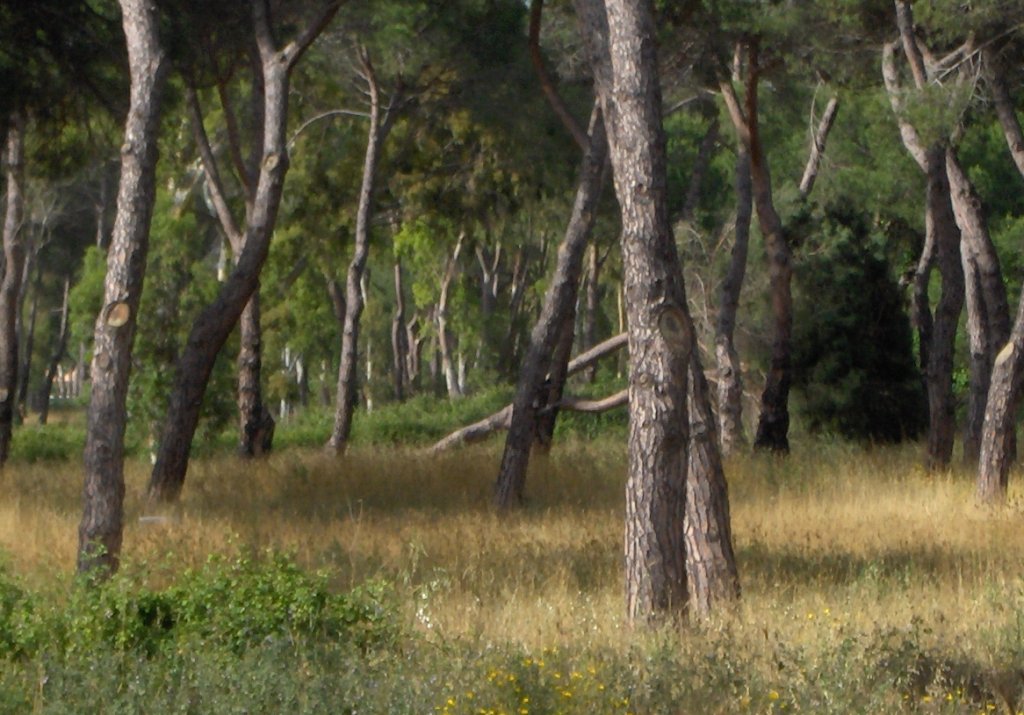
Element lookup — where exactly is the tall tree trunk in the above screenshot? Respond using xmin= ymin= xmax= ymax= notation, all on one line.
xmin=0 ymin=112 xmax=25 ymax=464
xmin=605 ymin=0 xmax=691 ymax=622
xmin=947 ymin=149 xmax=1010 ymax=464
xmin=581 ymin=0 xmax=734 ymax=623
xmin=391 ymin=261 xmax=408 ymax=401
xmin=494 ymin=104 xmax=607 ymax=509
xmin=147 ymin=0 xmax=340 ymax=503
xmin=37 ymin=278 xmax=70 ymax=426
xmin=924 ymin=152 xmax=965 ymax=469
xmin=328 ymin=48 xmax=398 ymax=453
xmin=883 ymin=32 xmax=965 ymax=471
xmin=720 ymin=55 xmax=837 ymax=454
xmin=78 ymin=0 xmax=166 ymax=575
xmin=722 ymin=43 xmax=792 ymax=453
xmin=237 ymin=289 xmax=274 ymax=456
xmin=714 ymin=109 xmax=753 ymax=456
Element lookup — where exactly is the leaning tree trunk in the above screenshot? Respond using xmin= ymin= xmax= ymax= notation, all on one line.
xmin=534 ymin=309 xmax=579 ymax=447
xmin=328 ymin=48 xmax=397 ymax=453
xmin=147 ymin=0 xmax=340 ymax=503
xmin=494 ymin=104 xmax=607 ymax=509
xmin=184 ymin=75 xmax=273 ymax=459
xmin=237 ymin=289 xmax=274 ymax=456
xmin=0 ymin=112 xmax=26 ymax=465
xmin=78 ymin=0 xmax=166 ymax=576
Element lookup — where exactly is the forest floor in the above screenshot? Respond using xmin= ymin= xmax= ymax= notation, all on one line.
xmin=0 ymin=436 xmax=1023 ymax=712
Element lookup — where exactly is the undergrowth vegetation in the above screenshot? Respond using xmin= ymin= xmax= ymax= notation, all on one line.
xmin=2 ymin=429 xmax=1024 ymax=712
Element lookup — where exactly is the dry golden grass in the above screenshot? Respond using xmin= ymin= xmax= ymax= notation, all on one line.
xmin=3 ymin=436 xmax=1024 ymax=665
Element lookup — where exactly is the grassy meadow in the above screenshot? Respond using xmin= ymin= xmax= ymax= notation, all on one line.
xmin=1 ymin=409 xmax=1024 ymax=712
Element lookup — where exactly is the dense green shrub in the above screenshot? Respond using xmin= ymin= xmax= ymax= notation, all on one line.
xmin=50 ymin=551 xmax=400 ymax=659
xmin=792 ymin=207 xmax=926 ymax=442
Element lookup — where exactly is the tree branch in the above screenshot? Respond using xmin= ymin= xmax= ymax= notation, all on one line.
xmin=428 ymin=332 xmax=628 ymax=452
xmin=529 ymin=0 xmax=588 ymax=151
xmin=543 ymin=388 xmax=627 ymax=413
xmin=798 ymin=96 xmax=839 ymax=198
xmin=185 ymin=83 xmax=244 ymax=252
xmin=215 ymin=78 xmax=255 ymax=199
xmin=895 ymin=0 xmax=929 ymax=89
xmin=882 ymin=40 xmax=928 ymax=171
xmin=985 ymin=46 xmax=1024 ymax=179
xmin=282 ymin=1 xmax=345 ymax=70
xmin=718 ymin=79 xmax=749 ymax=147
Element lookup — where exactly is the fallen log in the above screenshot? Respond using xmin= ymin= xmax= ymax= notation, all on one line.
xmin=429 ymin=333 xmax=627 ymax=452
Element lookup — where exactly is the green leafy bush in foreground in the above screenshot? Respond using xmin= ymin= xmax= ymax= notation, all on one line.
xmin=1 ymin=551 xmax=1024 ymax=712
xmin=0 ymin=550 xmax=399 ymax=663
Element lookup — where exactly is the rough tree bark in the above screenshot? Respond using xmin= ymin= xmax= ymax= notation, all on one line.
xmin=494 ymin=103 xmax=607 ymax=509
xmin=0 ymin=112 xmax=25 ymax=464
xmin=328 ymin=48 xmax=400 ymax=453
xmin=147 ymin=0 xmax=341 ymax=503
xmin=78 ymin=0 xmax=166 ymax=575
xmin=593 ymin=0 xmax=695 ymax=622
